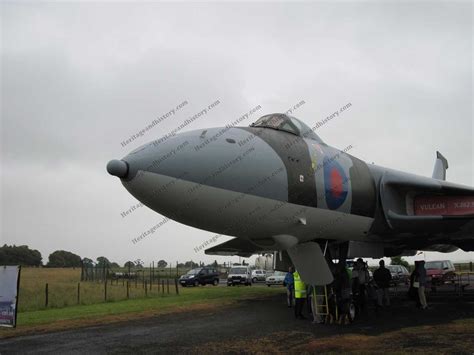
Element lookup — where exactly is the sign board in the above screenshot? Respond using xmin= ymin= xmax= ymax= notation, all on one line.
xmin=0 ymin=266 xmax=21 ymax=328
xmin=414 ymin=196 xmax=474 ymax=216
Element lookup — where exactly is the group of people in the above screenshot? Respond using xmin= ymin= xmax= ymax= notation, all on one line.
xmin=283 ymin=258 xmax=430 ymax=322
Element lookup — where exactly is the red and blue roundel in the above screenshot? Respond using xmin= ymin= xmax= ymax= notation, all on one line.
xmin=323 ymin=157 xmax=349 ymax=210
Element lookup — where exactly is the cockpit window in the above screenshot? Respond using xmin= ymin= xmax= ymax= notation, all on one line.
xmin=250 ymin=113 xmax=323 ymax=143
xmin=251 ymin=114 xmax=298 ymax=136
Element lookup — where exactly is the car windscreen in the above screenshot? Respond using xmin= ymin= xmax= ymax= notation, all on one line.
xmin=187 ymin=268 xmax=201 ymax=275
xmin=230 ymin=268 xmax=247 ymax=274
xmin=425 ymin=262 xmax=443 ymax=270
xmin=273 ymin=271 xmax=286 ymax=276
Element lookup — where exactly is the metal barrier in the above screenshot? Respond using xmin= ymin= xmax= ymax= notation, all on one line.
xmin=453 ymin=272 xmax=473 ymax=295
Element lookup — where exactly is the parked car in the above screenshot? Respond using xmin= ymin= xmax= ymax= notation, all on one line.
xmin=179 ymin=267 xmax=219 ymax=287
xmin=251 ymin=269 xmax=267 ymax=283
xmin=266 ymin=271 xmax=286 ymax=286
xmin=227 ymin=266 xmax=252 ymax=286
xmin=425 ymin=260 xmax=456 ymax=286
xmin=387 ymin=265 xmax=410 ymax=286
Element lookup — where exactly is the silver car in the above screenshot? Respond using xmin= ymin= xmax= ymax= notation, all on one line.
xmin=265 ymin=271 xmax=286 ymax=287
xmin=251 ymin=269 xmax=267 ymax=283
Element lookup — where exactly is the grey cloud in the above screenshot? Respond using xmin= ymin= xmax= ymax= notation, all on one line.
xmin=1 ymin=1 xmax=472 ymax=265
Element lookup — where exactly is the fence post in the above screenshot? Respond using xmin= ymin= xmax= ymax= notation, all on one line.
xmin=45 ymin=283 xmax=49 ymax=307
xmin=167 ymin=279 xmax=170 ymax=294
xmin=127 ymin=281 xmax=129 ymax=299
xmin=77 ymin=282 xmax=80 ymax=304
xmin=104 ymin=278 xmax=107 ymax=301
xmin=161 ymin=279 xmax=165 ymax=295
xmin=175 ymin=278 xmax=179 ymax=295
xmin=145 ymin=281 xmax=148 ymax=296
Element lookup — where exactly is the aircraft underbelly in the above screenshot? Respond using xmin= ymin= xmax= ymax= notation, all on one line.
xmin=124 ymin=171 xmax=374 ymax=243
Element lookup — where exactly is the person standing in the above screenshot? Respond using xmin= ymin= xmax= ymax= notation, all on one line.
xmin=409 ymin=261 xmax=421 ymax=308
xmin=373 ymin=260 xmax=392 ymax=307
xmin=352 ymin=258 xmax=369 ymax=312
xmin=284 ymin=266 xmax=295 ymax=308
xmin=293 ymin=270 xmax=307 ymax=319
xmin=417 ymin=260 xmax=429 ymax=310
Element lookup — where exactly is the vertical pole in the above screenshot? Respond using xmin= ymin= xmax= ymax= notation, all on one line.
xmin=162 ymin=280 xmax=165 ymax=295
xmin=175 ymin=278 xmax=179 ymax=295
xmin=167 ymin=279 xmax=170 ymax=294
xmin=149 ymin=263 xmax=152 ymax=289
xmin=169 ymin=263 xmax=172 ymax=278
xmin=127 ymin=281 xmax=130 ymax=299
xmin=104 ymin=278 xmax=107 ymax=301
xmin=145 ymin=281 xmax=148 ymax=296
xmin=45 ymin=283 xmax=49 ymax=307
xmin=176 ymin=261 xmax=178 ymax=278
xmin=77 ymin=282 xmax=80 ymax=304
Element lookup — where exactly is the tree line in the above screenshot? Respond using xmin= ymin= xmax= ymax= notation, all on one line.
xmin=0 ymin=244 xmax=216 ymax=269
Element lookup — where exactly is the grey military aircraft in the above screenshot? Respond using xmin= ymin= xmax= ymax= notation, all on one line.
xmin=108 ymin=113 xmax=474 ymax=284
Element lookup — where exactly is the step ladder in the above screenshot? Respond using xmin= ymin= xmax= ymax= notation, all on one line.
xmin=312 ymin=240 xmax=332 ymax=321
xmin=313 ymin=285 xmax=329 ymax=316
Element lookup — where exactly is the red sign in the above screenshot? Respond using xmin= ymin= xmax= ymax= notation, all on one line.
xmin=414 ymin=196 xmax=474 ymax=216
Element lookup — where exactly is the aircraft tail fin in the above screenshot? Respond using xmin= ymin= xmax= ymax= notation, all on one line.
xmin=432 ymin=151 xmax=448 ymax=181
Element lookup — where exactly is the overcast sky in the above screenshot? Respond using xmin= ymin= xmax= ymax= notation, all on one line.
xmin=1 ymin=1 xmax=472 ymax=266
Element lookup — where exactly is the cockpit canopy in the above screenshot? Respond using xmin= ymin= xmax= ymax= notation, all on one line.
xmin=250 ymin=113 xmax=323 ymax=143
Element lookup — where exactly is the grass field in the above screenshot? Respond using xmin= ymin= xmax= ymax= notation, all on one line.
xmin=18 ymin=267 xmax=191 ymax=312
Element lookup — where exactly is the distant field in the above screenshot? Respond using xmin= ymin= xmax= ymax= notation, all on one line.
xmin=19 ymin=267 xmax=208 ymax=312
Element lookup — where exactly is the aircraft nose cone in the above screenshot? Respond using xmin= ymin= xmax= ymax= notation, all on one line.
xmin=107 ymin=159 xmax=129 ymax=178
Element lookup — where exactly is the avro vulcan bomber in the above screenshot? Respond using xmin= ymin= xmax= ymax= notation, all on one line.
xmin=108 ymin=114 xmax=474 ymax=284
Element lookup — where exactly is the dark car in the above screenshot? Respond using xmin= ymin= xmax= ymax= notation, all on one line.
xmin=387 ymin=265 xmax=410 ymax=286
xmin=179 ymin=267 xmax=219 ymax=287
xmin=425 ymin=260 xmax=456 ymax=286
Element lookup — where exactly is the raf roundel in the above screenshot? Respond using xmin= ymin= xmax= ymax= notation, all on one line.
xmin=323 ymin=156 xmax=349 ymax=210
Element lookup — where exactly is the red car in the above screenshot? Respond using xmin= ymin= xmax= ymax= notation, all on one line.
xmin=425 ymin=260 xmax=456 ymax=286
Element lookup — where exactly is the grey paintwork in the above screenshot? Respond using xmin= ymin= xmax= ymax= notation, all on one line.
xmin=108 ymin=114 xmax=474 ymax=256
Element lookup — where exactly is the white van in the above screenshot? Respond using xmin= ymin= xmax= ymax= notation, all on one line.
xmin=227 ymin=265 xmax=252 ymax=286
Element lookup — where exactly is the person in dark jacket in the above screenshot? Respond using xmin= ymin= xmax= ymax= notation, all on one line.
xmin=409 ymin=261 xmax=421 ymax=308
xmin=417 ymin=260 xmax=428 ymax=309
xmin=283 ymin=266 xmax=295 ymax=308
xmin=373 ymin=260 xmax=392 ymax=307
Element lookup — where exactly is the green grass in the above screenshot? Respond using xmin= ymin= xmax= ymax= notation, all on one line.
xmin=0 ymin=284 xmax=283 ymax=338
xmin=18 ymin=268 xmax=201 ymax=312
